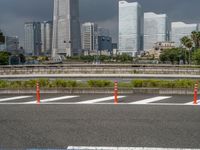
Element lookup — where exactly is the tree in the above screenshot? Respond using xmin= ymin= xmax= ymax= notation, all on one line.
xmin=192 ymin=49 xmax=200 ymax=65
xmin=0 ymin=31 xmax=5 ymax=44
xmin=19 ymin=54 xmax=26 ymax=64
xmin=159 ymin=48 xmax=187 ymax=64
xmin=180 ymin=36 xmax=193 ymax=64
xmin=0 ymin=51 xmax=11 ymax=65
xmin=191 ymin=31 xmax=200 ymax=49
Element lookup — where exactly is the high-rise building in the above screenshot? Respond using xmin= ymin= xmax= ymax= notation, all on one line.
xmin=119 ymin=1 xmax=143 ymax=56
xmin=98 ymin=27 xmax=110 ymax=37
xmin=0 ymin=36 xmax=19 ymax=51
xmin=81 ymin=22 xmax=98 ymax=51
xmin=98 ymin=36 xmax=112 ymax=52
xmin=52 ymin=0 xmax=81 ymax=58
xmin=144 ymin=12 xmax=170 ymax=51
xmin=5 ymin=36 xmax=19 ymax=52
xmin=41 ymin=21 xmax=53 ymax=55
xmin=171 ymin=22 xmax=198 ymax=46
xmin=24 ymin=22 xmax=41 ymax=56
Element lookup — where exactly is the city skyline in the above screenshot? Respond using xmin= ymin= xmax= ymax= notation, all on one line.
xmin=1 ymin=0 xmax=200 ymax=46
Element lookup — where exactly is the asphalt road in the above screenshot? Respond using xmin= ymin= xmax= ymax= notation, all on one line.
xmin=0 ymin=94 xmax=199 ymax=149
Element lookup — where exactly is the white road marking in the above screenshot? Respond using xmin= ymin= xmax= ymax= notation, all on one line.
xmin=0 ymin=102 xmax=200 ymax=106
xmin=67 ymin=146 xmax=199 ymax=150
xmin=129 ymin=96 xmax=172 ymax=104
xmin=185 ymin=100 xmax=200 ymax=105
xmin=24 ymin=96 xmax=79 ymax=104
xmin=0 ymin=96 xmax=32 ymax=102
xmin=77 ymin=96 xmax=126 ymax=104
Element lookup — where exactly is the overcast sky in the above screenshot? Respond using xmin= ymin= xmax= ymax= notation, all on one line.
xmin=0 ymin=0 xmax=200 ymax=45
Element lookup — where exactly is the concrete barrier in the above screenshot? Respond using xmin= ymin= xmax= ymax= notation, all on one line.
xmin=0 ymin=88 xmax=195 ymax=95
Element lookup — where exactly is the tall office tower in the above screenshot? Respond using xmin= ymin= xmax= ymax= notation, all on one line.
xmin=144 ymin=12 xmax=170 ymax=51
xmin=119 ymin=1 xmax=143 ymax=56
xmin=171 ymin=22 xmax=198 ymax=46
xmin=24 ymin=22 xmax=41 ymax=56
xmin=98 ymin=27 xmax=110 ymax=37
xmin=0 ymin=36 xmax=19 ymax=52
xmin=81 ymin=22 xmax=98 ymax=51
xmin=52 ymin=0 xmax=81 ymax=58
xmin=41 ymin=21 xmax=53 ymax=55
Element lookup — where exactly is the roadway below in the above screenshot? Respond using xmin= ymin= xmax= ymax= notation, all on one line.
xmin=0 ymin=94 xmax=199 ymax=149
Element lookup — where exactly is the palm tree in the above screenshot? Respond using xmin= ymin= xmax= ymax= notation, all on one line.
xmin=181 ymin=36 xmax=193 ymax=64
xmin=191 ymin=31 xmax=200 ymax=49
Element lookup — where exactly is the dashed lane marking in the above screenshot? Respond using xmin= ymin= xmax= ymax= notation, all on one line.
xmin=129 ymin=96 xmax=172 ymax=104
xmin=0 ymin=96 xmax=32 ymax=102
xmin=185 ymin=100 xmax=200 ymax=105
xmin=67 ymin=146 xmax=199 ymax=150
xmin=76 ymin=96 xmax=126 ymax=104
xmin=24 ymin=96 xmax=79 ymax=104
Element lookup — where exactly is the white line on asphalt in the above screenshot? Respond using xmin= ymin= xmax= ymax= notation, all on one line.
xmin=67 ymin=146 xmax=199 ymax=150
xmin=24 ymin=96 xmax=79 ymax=104
xmin=0 ymin=96 xmax=32 ymax=102
xmin=76 ymin=96 xmax=126 ymax=104
xmin=129 ymin=96 xmax=172 ymax=104
xmin=0 ymin=102 xmax=200 ymax=106
xmin=185 ymin=100 xmax=200 ymax=105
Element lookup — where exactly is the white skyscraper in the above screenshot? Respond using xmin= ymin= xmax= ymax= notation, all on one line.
xmin=24 ymin=22 xmax=41 ymax=56
xmin=144 ymin=12 xmax=169 ymax=51
xmin=171 ymin=22 xmax=198 ymax=46
xmin=81 ymin=22 xmax=98 ymax=51
xmin=119 ymin=1 xmax=143 ymax=56
xmin=41 ymin=21 xmax=53 ymax=55
xmin=52 ymin=0 xmax=81 ymax=58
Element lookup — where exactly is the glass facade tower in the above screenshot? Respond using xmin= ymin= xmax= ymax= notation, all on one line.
xmin=144 ymin=12 xmax=169 ymax=51
xmin=52 ymin=0 xmax=81 ymax=58
xmin=24 ymin=22 xmax=41 ymax=56
xmin=171 ymin=22 xmax=198 ymax=46
xmin=41 ymin=21 xmax=53 ymax=55
xmin=119 ymin=1 xmax=143 ymax=56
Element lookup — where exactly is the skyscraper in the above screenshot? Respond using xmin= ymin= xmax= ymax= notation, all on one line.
xmin=144 ymin=12 xmax=169 ymax=51
xmin=171 ymin=22 xmax=198 ymax=46
xmin=81 ymin=22 xmax=98 ymax=51
xmin=24 ymin=22 xmax=41 ymax=56
xmin=119 ymin=1 xmax=143 ymax=56
xmin=41 ymin=21 xmax=53 ymax=55
xmin=52 ymin=0 xmax=81 ymax=58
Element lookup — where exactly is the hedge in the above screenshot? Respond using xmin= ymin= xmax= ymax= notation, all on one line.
xmin=0 ymin=79 xmax=198 ymax=89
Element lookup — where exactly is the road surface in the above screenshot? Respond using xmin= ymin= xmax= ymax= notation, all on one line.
xmin=0 ymin=94 xmax=199 ymax=149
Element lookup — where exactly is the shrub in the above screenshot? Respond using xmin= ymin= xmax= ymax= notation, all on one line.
xmin=87 ymin=80 xmax=113 ymax=87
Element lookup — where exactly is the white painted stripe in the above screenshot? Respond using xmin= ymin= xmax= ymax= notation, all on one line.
xmin=0 ymin=102 xmax=200 ymax=106
xmin=77 ymin=96 xmax=126 ymax=104
xmin=185 ymin=100 xmax=200 ymax=105
xmin=67 ymin=146 xmax=199 ymax=150
xmin=24 ymin=96 xmax=79 ymax=104
xmin=0 ymin=96 xmax=32 ymax=102
xmin=130 ymin=96 xmax=172 ymax=104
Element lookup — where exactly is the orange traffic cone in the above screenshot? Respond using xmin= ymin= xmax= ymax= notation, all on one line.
xmin=36 ymin=81 xmax=40 ymax=104
xmin=193 ymin=83 xmax=198 ymax=105
xmin=114 ymin=81 xmax=118 ymax=104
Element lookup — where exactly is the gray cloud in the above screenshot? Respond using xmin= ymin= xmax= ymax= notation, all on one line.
xmin=0 ymin=0 xmax=200 ymax=45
